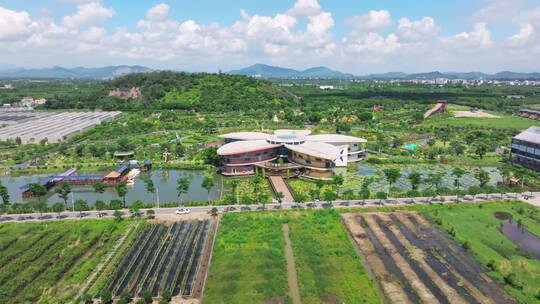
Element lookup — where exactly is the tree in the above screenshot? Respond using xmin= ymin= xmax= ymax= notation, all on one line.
xmin=475 ymin=169 xmax=490 ymax=188
xmin=34 ymin=201 xmax=48 ymax=217
xmin=331 ymin=174 xmax=344 ymax=195
xmin=201 ymin=174 xmax=215 ymax=202
xmin=359 ymin=188 xmax=370 ymax=205
xmin=146 ymin=209 xmax=155 ymax=219
xmin=115 ymin=181 xmax=129 ymax=208
xmin=425 ymin=171 xmax=444 ymax=189
xmin=230 ymin=179 xmax=239 ymax=204
xmin=474 ymin=143 xmax=488 ymax=159
xmin=275 ymin=192 xmax=285 ymax=207
xmin=176 ymin=177 xmax=190 ymax=205
xmin=382 ymin=168 xmax=401 ymax=195
xmin=210 ymin=207 xmax=218 ymax=217
xmin=52 ymin=202 xmax=65 ymax=216
xmin=452 ymin=143 xmax=466 ymax=156
xmin=437 ymin=132 xmax=451 ymax=147
xmin=315 ymin=179 xmax=325 ymax=199
xmin=117 ymin=137 xmax=134 ymax=151
xmin=74 ymin=199 xmax=88 ymax=217
xmin=55 ymin=182 xmax=72 ymax=210
xmin=292 ymin=193 xmax=306 ymax=207
xmin=113 ymin=210 xmax=124 ymax=221
xmin=174 ymin=143 xmax=185 ymax=158
xmin=468 ymin=186 xmax=481 ymax=201
xmin=322 ymin=190 xmax=337 ymax=204
xmin=29 ymin=183 xmax=47 ymax=203
xmin=144 ymin=178 xmax=156 ymax=205
xmin=407 ymin=171 xmax=422 ymax=191
xmin=95 ymin=200 xmax=106 ymax=214
xmin=119 ymin=292 xmax=133 ymax=303
xmin=110 ymin=199 xmax=123 ymax=210
xmin=92 ymin=182 xmax=107 ymax=200
xmin=0 ymin=181 xmax=10 ymax=205
xmin=162 ymin=290 xmax=172 ymax=302
xmin=140 ymin=290 xmax=153 ymax=304
xmin=452 ymin=168 xmax=467 ymax=200
xmin=376 ymin=191 xmax=388 ymax=205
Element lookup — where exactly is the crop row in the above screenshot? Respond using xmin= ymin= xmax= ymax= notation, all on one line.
xmin=107 ymin=220 xmax=211 ymax=297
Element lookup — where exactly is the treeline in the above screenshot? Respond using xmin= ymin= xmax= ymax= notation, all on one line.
xmin=43 ymin=71 xmax=298 ymax=112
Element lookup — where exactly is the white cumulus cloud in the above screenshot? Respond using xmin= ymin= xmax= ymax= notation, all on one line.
xmin=63 ymin=2 xmax=115 ymax=28
xmin=0 ymin=7 xmax=37 ymax=41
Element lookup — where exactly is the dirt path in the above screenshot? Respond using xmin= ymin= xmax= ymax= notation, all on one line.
xmin=282 ymin=224 xmax=301 ymax=304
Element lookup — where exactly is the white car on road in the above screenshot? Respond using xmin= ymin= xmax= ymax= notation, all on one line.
xmin=175 ymin=208 xmax=191 ymax=215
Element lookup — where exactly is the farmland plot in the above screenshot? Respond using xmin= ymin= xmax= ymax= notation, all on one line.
xmin=342 ymin=211 xmax=517 ymax=304
xmin=106 ymin=220 xmax=213 ymax=298
xmin=0 ymin=219 xmax=130 ymax=303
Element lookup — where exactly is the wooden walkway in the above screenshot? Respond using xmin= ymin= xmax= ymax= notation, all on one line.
xmin=268 ymin=176 xmax=294 ymax=203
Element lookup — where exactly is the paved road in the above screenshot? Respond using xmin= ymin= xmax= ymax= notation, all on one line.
xmin=1 ymin=192 xmax=538 ymax=223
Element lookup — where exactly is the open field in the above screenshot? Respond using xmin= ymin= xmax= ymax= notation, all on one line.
xmin=204 ymin=211 xmax=381 ymax=304
xmin=0 ymin=219 xmax=131 ymax=303
xmin=342 ymin=210 xmax=517 ymax=304
xmin=423 ymin=114 xmax=540 ymax=130
xmin=423 ymin=201 xmax=540 ymax=303
xmin=105 ymin=220 xmax=214 ymax=299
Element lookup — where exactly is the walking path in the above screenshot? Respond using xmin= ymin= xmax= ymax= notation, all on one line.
xmin=268 ymin=176 xmax=294 ymax=203
xmin=283 ymin=224 xmax=301 ymax=304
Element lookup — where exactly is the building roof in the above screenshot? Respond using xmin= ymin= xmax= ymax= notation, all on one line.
xmin=514 ymin=126 xmax=540 ymax=145
xmin=217 ymin=140 xmax=281 ymax=155
xmin=286 ymin=141 xmax=340 ymax=160
xmin=274 ymin=129 xmax=312 ymax=136
xmin=306 ymin=134 xmax=367 ymax=143
xmin=218 ymin=132 xmax=269 ymax=141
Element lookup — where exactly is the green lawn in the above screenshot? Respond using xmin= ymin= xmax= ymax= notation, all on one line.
xmin=424 ymin=113 xmax=539 ymax=130
xmin=423 ymin=201 xmax=540 ymax=304
xmin=0 ymin=219 xmax=131 ymax=303
xmin=204 ymin=211 xmax=381 ymax=304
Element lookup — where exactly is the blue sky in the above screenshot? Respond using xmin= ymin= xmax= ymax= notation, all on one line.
xmin=0 ymin=0 xmax=539 ymax=73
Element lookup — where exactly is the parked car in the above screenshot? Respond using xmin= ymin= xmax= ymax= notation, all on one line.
xmin=307 ymin=203 xmax=317 ymax=208
xmin=273 ymin=205 xmax=282 ymax=210
xmin=223 ymin=207 xmax=237 ymax=212
xmin=339 ymin=201 xmax=350 ymax=206
xmin=322 ymin=203 xmax=333 ymax=209
xmin=240 ymin=206 xmax=251 ymax=211
xmin=175 ymin=208 xmax=190 ymax=215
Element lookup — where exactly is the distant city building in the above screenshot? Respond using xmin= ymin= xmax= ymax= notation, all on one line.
xmin=217 ymin=129 xmax=366 ymax=179
xmin=510 ymin=126 xmax=540 ymax=171
xmin=319 ymin=85 xmax=335 ymax=90
xmin=34 ymin=98 xmax=47 ymax=105
xmin=506 ymin=95 xmax=525 ymax=99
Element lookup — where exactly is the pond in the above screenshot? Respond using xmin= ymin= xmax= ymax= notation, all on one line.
xmin=356 ymin=163 xmax=502 ymax=192
xmin=495 ymin=212 xmax=540 ymax=260
xmin=0 ymin=169 xmax=225 ymax=206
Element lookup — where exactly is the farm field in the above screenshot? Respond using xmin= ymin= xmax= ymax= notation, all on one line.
xmin=204 ymin=211 xmax=381 ymax=304
xmin=423 ymin=201 xmax=540 ymax=304
xmin=105 ymin=220 xmax=214 ymax=299
xmin=342 ymin=210 xmax=517 ymax=304
xmin=0 ymin=219 xmax=131 ymax=303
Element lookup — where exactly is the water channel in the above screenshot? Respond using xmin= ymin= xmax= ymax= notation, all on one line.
xmin=495 ymin=212 xmax=540 ymax=260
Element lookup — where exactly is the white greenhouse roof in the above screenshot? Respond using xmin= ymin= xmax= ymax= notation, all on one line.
xmin=274 ymin=129 xmax=312 ymax=136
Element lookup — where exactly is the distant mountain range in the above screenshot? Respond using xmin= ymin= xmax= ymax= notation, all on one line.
xmin=228 ymin=64 xmax=540 ymax=80
xmin=228 ymin=64 xmax=354 ymax=78
xmin=0 ymin=65 xmax=154 ymax=79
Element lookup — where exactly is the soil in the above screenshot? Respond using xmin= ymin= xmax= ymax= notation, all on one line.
xmin=262 ymin=296 xmax=286 ymax=304
xmin=454 ymin=110 xmax=500 ymax=118
xmin=341 ymin=211 xmax=517 ymax=304
xmin=153 ymin=213 xmax=212 ymax=223
xmin=494 ymin=211 xmax=512 ymax=220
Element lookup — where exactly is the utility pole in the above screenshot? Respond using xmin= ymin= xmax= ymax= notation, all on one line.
xmin=156 ymin=187 xmax=160 ymax=209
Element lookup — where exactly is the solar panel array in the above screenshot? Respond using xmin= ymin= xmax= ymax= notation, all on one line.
xmin=0 ymin=111 xmax=122 ymax=143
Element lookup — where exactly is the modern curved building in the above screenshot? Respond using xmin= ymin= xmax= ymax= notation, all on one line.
xmin=217 ymin=129 xmax=366 ymax=179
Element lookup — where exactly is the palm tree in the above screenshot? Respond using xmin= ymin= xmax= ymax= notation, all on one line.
xmin=383 ymin=168 xmax=401 ymax=197
xmin=115 ymin=182 xmax=128 ymax=208
xmin=451 ymin=168 xmax=467 ymax=201
xmin=144 ymin=178 xmax=156 ymax=205
xmin=275 ymin=192 xmax=285 ymax=208
xmin=55 ymin=182 xmax=72 ymax=210
xmin=201 ymin=174 xmax=214 ymax=202
xmin=407 ymin=171 xmax=422 ymax=191
xmin=176 ymin=177 xmax=190 ymax=205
